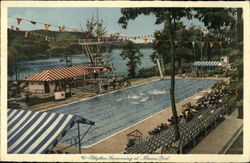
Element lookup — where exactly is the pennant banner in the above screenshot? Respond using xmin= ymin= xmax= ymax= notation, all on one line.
xmin=210 ymin=41 xmax=214 ymax=48
xmin=200 ymin=41 xmax=205 ymax=48
xmin=17 ymin=18 xmax=22 ymax=25
xmin=24 ymin=31 xmax=28 ymax=38
xmin=192 ymin=41 xmax=195 ymax=48
xmin=59 ymin=26 xmax=65 ymax=32
xmin=44 ymin=24 xmax=51 ymax=31
xmin=30 ymin=21 xmax=36 ymax=25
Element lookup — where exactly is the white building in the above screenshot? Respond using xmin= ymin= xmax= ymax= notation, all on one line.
xmin=25 ymin=65 xmax=110 ymax=94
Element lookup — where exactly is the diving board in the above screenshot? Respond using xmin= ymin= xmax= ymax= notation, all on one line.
xmin=7 ymin=109 xmax=94 ymax=154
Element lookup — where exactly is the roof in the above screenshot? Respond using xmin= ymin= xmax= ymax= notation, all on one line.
xmin=25 ymin=65 xmax=110 ymax=82
xmin=7 ymin=109 xmax=94 ymax=154
xmin=193 ymin=61 xmax=221 ymax=67
xmin=127 ymin=129 xmax=143 ymax=137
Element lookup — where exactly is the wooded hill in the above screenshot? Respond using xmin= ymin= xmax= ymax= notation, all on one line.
xmin=7 ymin=29 xmax=152 ymax=60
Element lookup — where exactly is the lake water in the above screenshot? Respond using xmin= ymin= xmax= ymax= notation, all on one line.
xmin=47 ymin=79 xmax=217 ymax=146
xmin=10 ymin=48 xmax=155 ymax=80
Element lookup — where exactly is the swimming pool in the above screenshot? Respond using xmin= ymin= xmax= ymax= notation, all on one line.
xmin=48 ymin=79 xmax=218 ymax=146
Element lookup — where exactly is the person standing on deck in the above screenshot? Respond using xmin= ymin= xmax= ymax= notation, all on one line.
xmin=25 ymin=94 xmax=30 ymax=107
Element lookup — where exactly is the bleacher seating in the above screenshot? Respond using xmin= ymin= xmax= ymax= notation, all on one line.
xmin=124 ymin=105 xmax=226 ymax=154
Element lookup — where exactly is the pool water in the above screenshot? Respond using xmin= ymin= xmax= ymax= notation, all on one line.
xmin=48 ymin=79 xmax=217 ymax=146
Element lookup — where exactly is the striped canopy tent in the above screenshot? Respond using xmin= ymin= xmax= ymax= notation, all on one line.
xmin=192 ymin=61 xmax=221 ymax=67
xmin=8 ymin=109 xmax=94 ymax=154
xmin=25 ymin=65 xmax=110 ymax=82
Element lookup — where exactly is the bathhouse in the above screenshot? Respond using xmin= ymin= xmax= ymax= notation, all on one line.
xmin=25 ymin=65 xmax=111 ymax=94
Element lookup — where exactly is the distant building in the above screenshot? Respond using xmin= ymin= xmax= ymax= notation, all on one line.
xmin=192 ymin=56 xmax=230 ymax=68
xmin=191 ymin=56 xmax=232 ymax=77
xmin=24 ymin=65 xmax=111 ymax=94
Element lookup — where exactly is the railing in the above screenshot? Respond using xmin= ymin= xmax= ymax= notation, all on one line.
xmin=34 ymin=89 xmax=44 ymax=94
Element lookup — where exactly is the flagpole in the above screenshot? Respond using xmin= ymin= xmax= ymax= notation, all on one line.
xmin=201 ymin=45 xmax=203 ymax=60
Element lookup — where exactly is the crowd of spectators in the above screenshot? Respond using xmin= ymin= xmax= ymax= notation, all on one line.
xmin=168 ymin=88 xmax=226 ymax=125
xmin=148 ymin=123 xmax=169 ymax=135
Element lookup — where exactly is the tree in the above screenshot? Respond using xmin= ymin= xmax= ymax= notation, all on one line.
xmin=194 ymin=8 xmax=236 ymax=32
xmin=195 ymin=8 xmax=243 ymax=118
xmin=118 ymin=8 xmax=193 ymax=142
xmin=120 ymin=41 xmax=143 ymax=78
xmin=48 ymin=31 xmax=76 ymax=66
xmin=80 ymin=17 xmax=110 ymax=65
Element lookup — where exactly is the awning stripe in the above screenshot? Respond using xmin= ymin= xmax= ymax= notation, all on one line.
xmin=25 ymin=65 xmax=110 ymax=82
xmin=8 ymin=112 xmax=39 ymax=139
xmin=8 ymin=111 xmax=34 ymax=135
xmin=193 ymin=61 xmax=220 ymax=67
xmin=10 ymin=113 xmax=56 ymax=154
xmin=8 ymin=109 xmax=95 ymax=154
xmin=8 ymin=109 xmax=15 ymax=116
xmin=29 ymin=114 xmax=69 ymax=153
xmin=35 ymin=115 xmax=74 ymax=153
xmin=8 ymin=109 xmax=25 ymax=125
xmin=8 ymin=113 xmax=51 ymax=153
xmin=17 ymin=113 xmax=61 ymax=154
xmin=8 ymin=112 xmax=44 ymax=143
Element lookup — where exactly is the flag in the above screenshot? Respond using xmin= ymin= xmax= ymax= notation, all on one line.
xmin=59 ymin=26 xmax=65 ymax=32
xmin=24 ymin=31 xmax=28 ymax=38
xmin=209 ymin=42 xmax=214 ymax=48
xmin=85 ymin=32 xmax=91 ymax=38
xmin=30 ymin=21 xmax=36 ymax=25
xmin=44 ymin=24 xmax=51 ymax=31
xmin=200 ymin=41 xmax=205 ymax=48
xmin=192 ymin=41 xmax=195 ymax=48
xmin=17 ymin=18 xmax=22 ymax=25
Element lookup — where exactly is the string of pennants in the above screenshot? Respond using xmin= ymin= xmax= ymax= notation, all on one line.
xmin=9 ymin=16 xmax=236 ymax=47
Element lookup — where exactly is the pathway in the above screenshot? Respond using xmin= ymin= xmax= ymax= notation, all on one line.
xmin=189 ymin=109 xmax=243 ymax=154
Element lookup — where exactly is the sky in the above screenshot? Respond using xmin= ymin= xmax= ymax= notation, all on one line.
xmin=8 ymin=7 xmax=207 ymax=37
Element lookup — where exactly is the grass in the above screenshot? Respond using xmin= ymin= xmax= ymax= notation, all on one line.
xmin=127 ymin=78 xmax=142 ymax=83
xmin=21 ymin=96 xmax=55 ymax=106
xmin=226 ymin=132 xmax=243 ymax=154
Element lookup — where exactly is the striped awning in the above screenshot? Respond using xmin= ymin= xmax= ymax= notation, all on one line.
xmin=25 ymin=65 xmax=110 ymax=82
xmin=7 ymin=109 xmax=94 ymax=154
xmin=193 ymin=61 xmax=221 ymax=67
